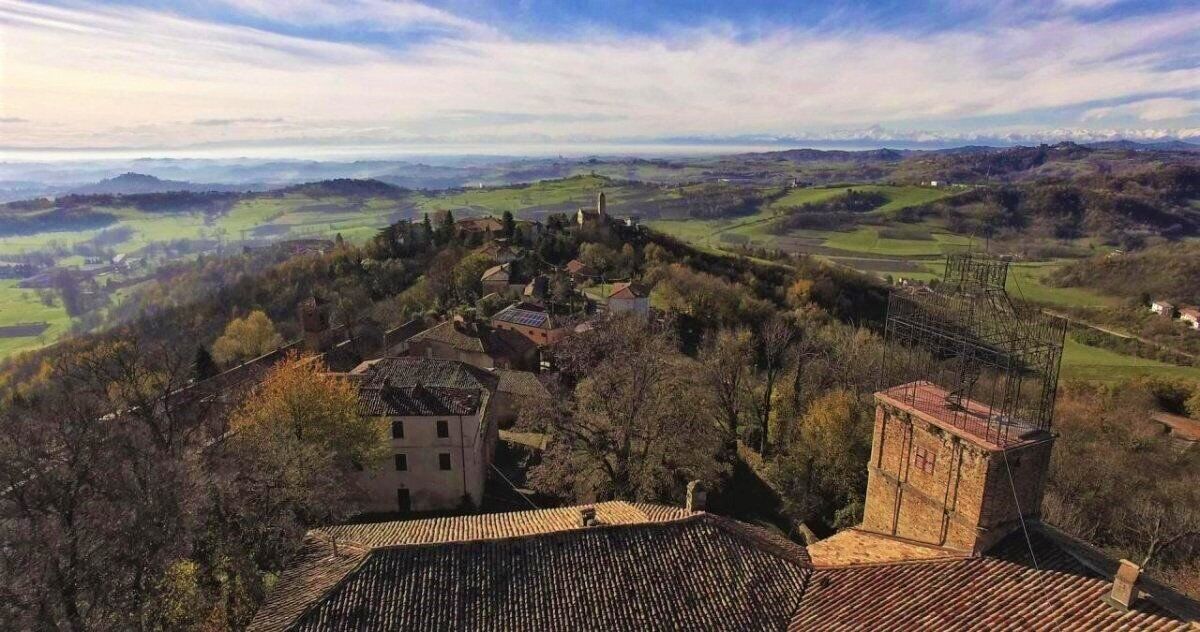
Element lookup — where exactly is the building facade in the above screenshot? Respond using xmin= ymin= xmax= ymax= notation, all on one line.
xmin=350 ymin=357 xmax=498 ymax=514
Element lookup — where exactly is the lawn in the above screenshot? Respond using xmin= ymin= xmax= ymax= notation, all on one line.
xmin=1059 ymin=338 xmax=1200 ymax=382
xmin=0 ymin=279 xmax=72 ymax=358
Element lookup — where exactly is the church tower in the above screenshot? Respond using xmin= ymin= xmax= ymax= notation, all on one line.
xmin=597 ymin=191 xmax=606 ymax=219
xmin=861 ymin=255 xmax=1066 ymax=554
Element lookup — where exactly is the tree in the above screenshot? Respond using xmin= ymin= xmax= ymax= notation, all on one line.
xmin=752 ymin=317 xmax=796 ymax=453
xmin=211 ymin=311 xmax=284 ymax=366
xmin=1188 ymin=387 xmax=1200 ymax=420
xmin=192 ymin=346 xmax=219 ymax=382
xmin=519 ymin=316 xmax=725 ymax=502
xmin=450 ymin=252 xmax=494 ymax=305
xmin=696 ymin=328 xmax=754 ymax=443
xmin=501 ymin=210 xmax=515 ymax=239
xmin=436 ymin=210 xmax=456 ymax=245
xmin=230 ymin=353 xmax=387 ymax=472
xmin=422 ymin=213 xmax=434 ymax=243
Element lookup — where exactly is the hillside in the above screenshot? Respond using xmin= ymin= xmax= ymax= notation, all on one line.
xmin=69 ymin=172 xmax=245 ymax=195
xmin=1050 ymin=241 xmax=1200 ymax=302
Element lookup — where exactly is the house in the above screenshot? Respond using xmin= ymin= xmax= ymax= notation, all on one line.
xmin=608 ymin=281 xmax=649 ymax=316
xmin=491 ymin=301 xmax=571 ymax=346
xmin=1180 ymin=306 xmax=1200 ymax=330
xmin=576 ymin=191 xmax=607 ymax=226
xmin=478 ymin=239 xmax=520 ymax=264
xmin=406 ymin=316 xmax=538 ymax=371
xmin=523 ymin=274 xmax=549 ymax=300
xmin=564 ymin=258 xmax=595 ymax=281
xmin=456 ymin=216 xmax=504 ymax=236
xmin=480 ymin=263 xmax=511 ymax=294
xmin=1151 ymin=300 xmax=1175 ymax=317
xmin=491 ymin=368 xmax=551 ymax=426
xmin=347 ymin=357 xmax=498 ymax=514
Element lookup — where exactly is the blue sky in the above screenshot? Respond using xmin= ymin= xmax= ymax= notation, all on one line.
xmin=1 ymin=0 xmax=1198 ymax=157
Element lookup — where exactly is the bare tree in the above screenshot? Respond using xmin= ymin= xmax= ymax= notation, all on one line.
xmin=697 ymin=328 xmax=754 ymax=444
xmin=752 ymin=317 xmax=796 ymax=454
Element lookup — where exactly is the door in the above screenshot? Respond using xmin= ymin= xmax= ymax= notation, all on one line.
xmin=396 ymin=488 xmax=411 ymax=514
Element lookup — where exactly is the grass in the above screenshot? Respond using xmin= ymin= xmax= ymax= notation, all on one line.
xmin=1060 ymin=338 xmax=1200 ymax=382
xmin=0 ymin=280 xmax=72 ymax=358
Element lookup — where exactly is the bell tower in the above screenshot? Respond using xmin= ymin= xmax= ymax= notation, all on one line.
xmin=597 ymin=191 xmax=606 ymax=219
xmin=863 ymin=255 xmax=1066 ymax=554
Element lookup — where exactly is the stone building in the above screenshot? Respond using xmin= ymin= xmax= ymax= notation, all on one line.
xmin=490 ymin=301 xmax=571 ymax=347
xmin=406 ymin=316 xmax=538 ymax=371
xmin=607 ymin=281 xmax=649 ymax=316
xmin=576 ymin=191 xmax=607 ymax=226
xmin=348 ymin=357 xmax=498 ymax=514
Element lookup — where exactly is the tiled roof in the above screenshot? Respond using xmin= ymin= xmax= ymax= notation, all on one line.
xmin=408 ymin=320 xmax=534 ymax=359
xmin=792 ymin=527 xmax=1195 ymax=631
xmin=609 ymin=281 xmax=648 ymax=299
xmin=252 ymin=503 xmax=812 ymax=632
xmin=493 ymin=369 xmax=550 ymax=399
xmin=480 ymin=263 xmax=509 ymax=281
xmin=355 ymin=357 xmax=496 ymax=416
xmin=565 ymin=258 xmax=592 ymax=274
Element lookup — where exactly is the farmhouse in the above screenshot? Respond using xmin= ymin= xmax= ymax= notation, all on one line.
xmin=346 ymin=357 xmax=498 ymax=514
xmin=479 ymin=263 xmax=511 ymax=294
xmin=564 ymin=258 xmax=595 ymax=281
xmin=478 ymin=239 xmax=520 ymax=263
xmin=1151 ymin=300 xmax=1175 ymax=317
xmin=456 ymin=216 xmax=504 ymax=236
xmin=607 ymin=281 xmax=649 ymax=316
xmin=1180 ymin=306 xmax=1200 ymax=330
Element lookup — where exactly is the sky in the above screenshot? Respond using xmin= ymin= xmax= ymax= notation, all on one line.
xmin=1 ymin=0 xmax=1199 ymax=158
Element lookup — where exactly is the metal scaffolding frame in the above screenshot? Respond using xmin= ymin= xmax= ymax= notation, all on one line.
xmin=880 ymin=254 xmax=1067 ymax=447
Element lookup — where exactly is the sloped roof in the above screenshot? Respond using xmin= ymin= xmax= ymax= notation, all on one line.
xmin=408 ymin=320 xmax=535 ymax=359
xmin=794 ymin=526 xmax=1195 ymax=631
xmin=492 ymin=302 xmax=554 ymax=329
xmin=493 ymin=369 xmax=551 ymax=399
xmin=249 ymin=503 xmax=812 ymax=632
xmin=609 ymin=281 xmax=648 ymax=299
xmin=565 ymin=258 xmax=594 ymax=274
xmin=481 ymin=263 xmax=509 ymax=281
xmin=355 ymin=357 xmax=496 ymax=416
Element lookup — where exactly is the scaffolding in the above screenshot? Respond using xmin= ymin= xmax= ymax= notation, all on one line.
xmin=880 ymin=254 xmax=1067 ymax=447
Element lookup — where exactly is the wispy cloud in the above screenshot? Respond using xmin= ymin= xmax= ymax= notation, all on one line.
xmin=0 ymin=0 xmax=1197 ymax=155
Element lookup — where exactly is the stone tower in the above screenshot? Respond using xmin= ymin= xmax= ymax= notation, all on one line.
xmin=860 ymin=382 xmax=1054 ymax=554
xmin=298 ymin=296 xmax=335 ymax=352
xmin=597 ymin=191 xmax=606 ymax=219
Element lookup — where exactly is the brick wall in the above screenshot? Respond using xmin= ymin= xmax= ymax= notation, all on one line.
xmin=861 ymin=395 xmax=1054 ymax=554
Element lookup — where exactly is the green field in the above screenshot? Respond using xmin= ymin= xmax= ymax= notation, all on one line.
xmin=1060 ymin=338 xmax=1200 ymax=382
xmin=0 ymin=280 xmax=73 ymax=358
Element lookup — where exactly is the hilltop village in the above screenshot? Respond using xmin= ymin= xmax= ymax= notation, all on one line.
xmin=3 ymin=190 xmax=1200 ymax=631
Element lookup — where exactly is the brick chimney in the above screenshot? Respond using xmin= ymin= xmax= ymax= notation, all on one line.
xmin=686 ymin=480 xmax=706 ymax=512
xmin=1105 ymin=560 xmax=1142 ymax=610
xmin=578 ymin=506 xmax=597 ymax=527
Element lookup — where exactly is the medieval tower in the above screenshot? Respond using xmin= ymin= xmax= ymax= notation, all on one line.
xmin=861 ymin=254 xmax=1066 ymax=554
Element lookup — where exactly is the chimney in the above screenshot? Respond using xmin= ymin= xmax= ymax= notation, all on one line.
xmin=578 ymin=506 xmax=597 ymax=527
xmin=686 ymin=480 xmax=706 ymax=512
xmin=1105 ymin=559 xmax=1142 ymax=610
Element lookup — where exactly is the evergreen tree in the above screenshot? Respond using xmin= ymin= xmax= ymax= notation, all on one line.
xmin=437 ymin=210 xmax=456 ymax=245
xmin=502 ymin=210 xmax=516 ymax=239
xmin=192 ymin=346 xmax=219 ymax=382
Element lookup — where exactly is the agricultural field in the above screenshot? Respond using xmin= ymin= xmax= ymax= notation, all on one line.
xmin=1060 ymin=338 xmax=1200 ymax=382
xmin=0 ymin=280 xmax=72 ymax=358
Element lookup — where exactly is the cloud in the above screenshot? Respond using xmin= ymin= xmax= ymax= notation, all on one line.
xmin=0 ymin=0 xmax=1197 ymax=154
xmin=1082 ymin=97 xmax=1199 ymax=122
xmin=213 ymin=0 xmax=493 ymax=36
xmin=192 ymin=117 xmax=287 ymax=126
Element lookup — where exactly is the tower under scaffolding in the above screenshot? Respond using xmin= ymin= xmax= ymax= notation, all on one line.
xmin=880 ymin=254 xmax=1067 ymax=447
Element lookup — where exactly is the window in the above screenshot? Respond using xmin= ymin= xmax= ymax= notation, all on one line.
xmin=439 ymin=453 xmax=452 ymax=471
xmin=913 ymin=446 xmax=935 ymax=475
xmin=391 ymin=420 xmax=404 ymax=439
xmin=436 ymin=420 xmax=450 ymax=438
xmin=394 ymin=454 xmax=407 ymax=471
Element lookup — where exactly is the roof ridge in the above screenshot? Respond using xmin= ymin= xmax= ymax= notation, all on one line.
xmin=702 ymin=514 xmax=812 ymax=568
